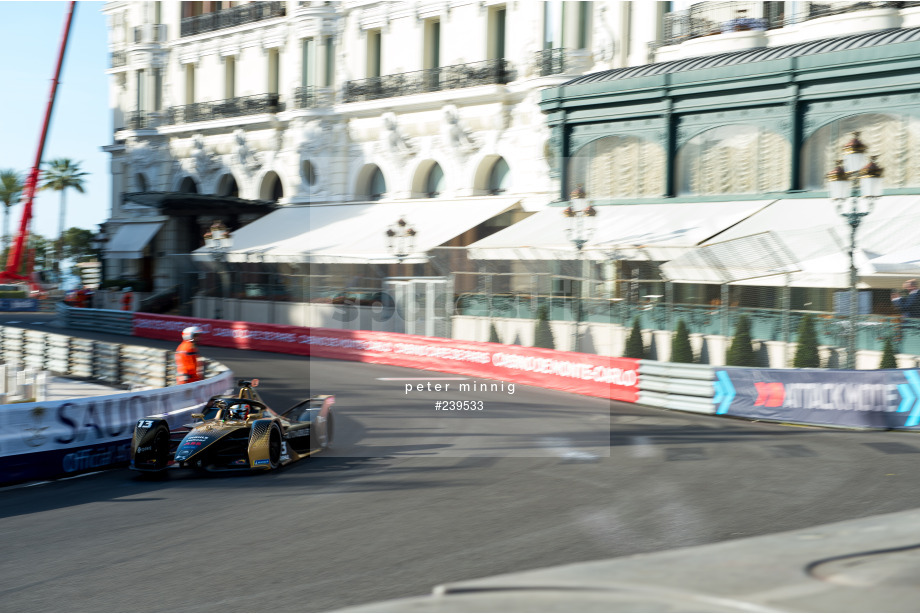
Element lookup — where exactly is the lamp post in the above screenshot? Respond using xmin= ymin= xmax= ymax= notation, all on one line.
xmin=89 ymin=226 xmax=107 ymax=290
xmin=384 ymin=217 xmax=417 ymax=264
xmin=563 ymin=186 xmax=598 ymax=352
xmin=825 ymin=132 xmax=883 ymax=370
xmin=204 ymin=220 xmax=233 ymax=320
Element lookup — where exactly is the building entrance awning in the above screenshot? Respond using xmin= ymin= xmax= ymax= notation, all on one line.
xmin=105 ymin=221 xmax=164 ymax=259
xmin=466 ymin=200 xmax=774 ymax=261
xmin=210 ymin=197 xmax=521 ymax=264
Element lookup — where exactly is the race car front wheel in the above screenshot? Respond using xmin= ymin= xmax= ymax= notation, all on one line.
xmin=268 ymin=424 xmax=283 ymax=469
xmin=148 ymin=425 xmax=171 ymax=472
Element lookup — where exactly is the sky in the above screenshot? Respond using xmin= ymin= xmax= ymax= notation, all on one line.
xmin=0 ymin=1 xmax=109 ymax=241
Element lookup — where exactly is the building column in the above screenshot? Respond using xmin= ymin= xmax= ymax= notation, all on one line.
xmin=788 ymin=83 xmax=802 ymax=191
xmin=664 ymin=97 xmax=676 ymax=198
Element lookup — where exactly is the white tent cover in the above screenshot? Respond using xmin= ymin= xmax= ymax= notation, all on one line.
xmin=466 ymin=200 xmax=775 ymax=261
xmin=211 ymin=197 xmax=520 ymax=264
xmin=661 ymin=195 xmax=920 ymax=288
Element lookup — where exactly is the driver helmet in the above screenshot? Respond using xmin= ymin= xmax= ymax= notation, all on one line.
xmin=182 ymin=326 xmax=202 ymax=341
xmin=230 ymin=404 xmax=250 ymax=420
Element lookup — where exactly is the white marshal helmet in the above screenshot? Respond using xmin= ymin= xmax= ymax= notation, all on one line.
xmin=182 ymin=326 xmax=202 ymax=341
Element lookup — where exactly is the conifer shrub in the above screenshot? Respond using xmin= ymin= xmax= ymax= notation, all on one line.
xmin=879 ymin=336 xmax=898 ymax=369
xmin=670 ymin=319 xmax=694 ymax=363
xmin=534 ymin=304 xmax=555 ymax=349
xmin=726 ymin=315 xmax=758 ymax=367
xmin=625 ymin=316 xmax=646 ymax=359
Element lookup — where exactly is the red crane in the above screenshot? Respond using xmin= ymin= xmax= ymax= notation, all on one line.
xmin=1 ymin=1 xmax=77 ymax=290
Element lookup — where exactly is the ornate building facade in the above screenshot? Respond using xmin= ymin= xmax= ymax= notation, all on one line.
xmin=101 ymin=0 xmax=670 ymax=292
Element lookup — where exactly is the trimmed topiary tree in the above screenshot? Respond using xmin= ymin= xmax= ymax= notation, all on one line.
xmin=488 ymin=321 xmax=501 ymax=344
xmin=670 ymin=319 xmax=694 ymax=363
xmin=624 ymin=316 xmax=646 ymax=359
xmin=726 ymin=315 xmax=757 ymax=367
xmin=533 ymin=304 xmax=555 ymax=349
xmin=793 ymin=314 xmax=821 ymax=368
xmin=879 ymin=336 xmax=898 ymax=369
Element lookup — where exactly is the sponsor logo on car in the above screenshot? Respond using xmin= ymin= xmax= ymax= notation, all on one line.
xmin=253 ymin=459 xmax=270 ymax=466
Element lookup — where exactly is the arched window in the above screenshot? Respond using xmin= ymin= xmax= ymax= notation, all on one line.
xmin=369 ymin=166 xmax=386 ymax=200
xmin=217 ymin=174 xmax=238 ymax=197
xmin=426 ymin=163 xmax=445 ymax=197
xmin=179 ymin=176 xmax=198 ymax=194
xmin=675 ymin=125 xmax=789 ymax=195
xmin=488 ymin=157 xmax=510 ymax=194
xmin=801 ymin=113 xmax=920 ymax=190
xmin=135 ymin=173 xmax=148 ymax=192
xmin=260 ymin=171 xmax=284 ymax=202
xmin=568 ymin=136 xmax=665 ymax=199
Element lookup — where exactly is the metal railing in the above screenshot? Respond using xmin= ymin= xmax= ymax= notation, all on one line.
xmin=295 ymin=85 xmax=317 ymax=108
xmin=658 ymin=1 xmax=780 ymax=48
xmin=110 ymin=50 xmax=126 ymax=68
xmin=125 ymin=111 xmax=151 ymax=130
xmin=656 ymin=1 xmax=913 ymax=49
xmin=180 ymin=1 xmax=286 ymax=37
xmin=342 ymin=59 xmax=512 ymax=103
xmin=166 ymin=93 xmax=282 ymax=124
xmin=533 ymin=48 xmax=567 ymax=77
xmin=807 ymin=1 xmax=920 ymax=21
xmin=133 ymin=23 xmax=167 ymax=44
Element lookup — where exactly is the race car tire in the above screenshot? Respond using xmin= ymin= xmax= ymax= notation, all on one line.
xmin=268 ymin=423 xmax=283 ymax=470
xmin=150 ymin=425 xmax=171 ymax=472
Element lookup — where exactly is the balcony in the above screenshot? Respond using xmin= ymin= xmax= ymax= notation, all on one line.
xmin=656 ymin=1 xmax=918 ymax=50
xmin=295 ymin=86 xmax=316 ymax=109
xmin=133 ymin=23 xmax=167 ymax=44
xmin=166 ymin=93 xmax=282 ymax=125
xmin=532 ymin=48 xmax=566 ymax=77
xmin=342 ymin=59 xmax=512 ymax=104
xmin=125 ymin=111 xmax=152 ymax=130
xmin=180 ymin=1 xmax=286 ymax=37
xmin=110 ymin=50 xmax=127 ymax=69
xmin=657 ymin=1 xmax=782 ymax=49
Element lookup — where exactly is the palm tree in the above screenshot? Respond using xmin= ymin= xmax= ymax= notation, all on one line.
xmin=0 ymin=169 xmax=24 ymax=255
xmin=40 ymin=158 xmax=87 ymax=270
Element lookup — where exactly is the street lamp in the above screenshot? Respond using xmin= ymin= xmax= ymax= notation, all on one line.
xmin=89 ymin=226 xmax=107 ymax=290
xmin=204 ymin=220 xmax=233 ymax=320
xmin=825 ymin=132 xmax=884 ymax=369
xmin=384 ymin=217 xmax=417 ymax=263
xmin=563 ymin=186 xmax=598 ymax=351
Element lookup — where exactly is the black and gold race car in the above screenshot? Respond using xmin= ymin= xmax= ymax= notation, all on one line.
xmin=130 ymin=379 xmax=335 ymax=474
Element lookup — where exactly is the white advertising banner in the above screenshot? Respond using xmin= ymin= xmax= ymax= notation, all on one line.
xmin=0 ymin=371 xmax=234 ymax=482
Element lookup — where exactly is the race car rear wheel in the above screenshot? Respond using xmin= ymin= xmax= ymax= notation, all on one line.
xmin=268 ymin=424 xmax=283 ymax=469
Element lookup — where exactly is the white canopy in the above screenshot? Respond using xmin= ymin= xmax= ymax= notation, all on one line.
xmin=661 ymin=196 xmax=920 ymax=288
xmin=208 ymin=197 xmax=520 ymax=264
xmin=466 ymin=200 xmax=774 ymax=261
xmin=105 ymin=221 xmax=164 ymax=259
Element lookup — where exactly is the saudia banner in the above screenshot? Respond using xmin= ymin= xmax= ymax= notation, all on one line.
xmin=0 ymin=371 xmax=234 ymax=484
xmin=712 ymin=368 xmax=920 ymax=430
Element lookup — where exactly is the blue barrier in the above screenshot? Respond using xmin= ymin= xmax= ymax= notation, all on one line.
xmin=0 ymin=298 xmax=38 ymax=312
xmin=714 ymin=367 xmax=920 ymax=430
